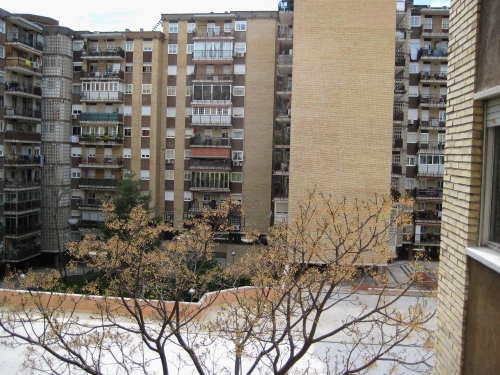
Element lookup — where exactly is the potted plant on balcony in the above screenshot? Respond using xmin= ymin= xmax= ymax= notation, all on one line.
xmin=103 ymin=134 xmax=110 ymax=143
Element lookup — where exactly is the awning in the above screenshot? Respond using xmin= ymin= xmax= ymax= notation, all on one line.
xmin=191 ymin=148 xmax=231 ymax=159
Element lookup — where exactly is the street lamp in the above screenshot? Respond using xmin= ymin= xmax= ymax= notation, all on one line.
xmin=188 ymin=288 xmax=196 ymax=302
xmin=231 ymin=251 xmax=236 ymax=265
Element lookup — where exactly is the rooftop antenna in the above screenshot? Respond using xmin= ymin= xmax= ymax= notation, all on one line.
xmin=152 ymin=20 xmax=162 ymax=31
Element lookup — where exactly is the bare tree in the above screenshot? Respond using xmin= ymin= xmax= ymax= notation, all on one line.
xmin=0 ymin=193 xmax=435 ymax=375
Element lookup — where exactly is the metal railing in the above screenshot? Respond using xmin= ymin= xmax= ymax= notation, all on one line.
xmin=191 ymin=73 xmax=234 ymax=81
xmin=190 ymin=136 xmax=230 ymax=147
xmin=193 ymin=50 xmax=234 ymax=60
xmin=421 ymin=48 xmax=448 ymax=58
xmin=5 ymin=82 xmax=42 ymax=96
xmin=4 ymin=178 xmax=42 ymax=188
xmin=420 ymin=118 xmax=446 ymax=128
xmin=419 ymin=141 xmax=446 ymax=152
xmin=5 ymin=223 xmax=42 ymax=236
xmin=79 ymin=157 xmax=123 ymax=166
xmin=80 ymin=70 xmax=124 ymax=79
xmin=81 ymin=47 xmax=125 ymax=58
xmin=79 ymin=178 xmax=119 ymax=188
xmin=419 ymin=71 xmax=447 ymax=80
xmin=80 ymin=92 xmax=124 ymax=102
xmin=193 ymin=30 xmax=234 ymax=38
xmin=276 ymin=82 xmax=292 ymax=92
xmin=416 ymin=188 xmax=443 ymax=198
xmin=4 ymin=200 xmax=42 ymax=212
xmin=80 ymin=112 xmax=124 ymax=122
xmin=189 ymin=162 xmax=232 ymax=170
xmin=79 ymin=135 xmax=123 ymax=145
xmin=415 ymin=234 xmax=441 ymax=245
xmin=6 ymin=32 xmax=43 ymax=51
xmin=4 ymin=155 xmax=43 ymax=165
xmin=5 ymin=57 xmax=42 ymax=74
xmin=5 ymin=130 xmax=42 ymax=142
xmin=5 ymin=107 xmax=42 ymax=119
xmin=2 ymin=243 xmax=42 ymax=261
xmin=419 ymin=95 xmax=447 ymax=106
xmin=415 ymin=210 xmax=442 ymax=221
xmin=277 ymin=55 xmax=293 ymax=66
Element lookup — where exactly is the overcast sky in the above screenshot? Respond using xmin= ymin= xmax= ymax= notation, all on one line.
xmin=6 ymin=0 xmax=451 ymax=32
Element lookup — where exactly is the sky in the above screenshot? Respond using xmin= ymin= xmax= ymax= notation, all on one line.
xmin=6 ymin=0 xmax=451 ymax=32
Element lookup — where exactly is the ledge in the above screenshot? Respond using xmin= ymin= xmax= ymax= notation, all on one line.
xmin=474 ymin=84 xmax=500 ymax=101
xmin=467 ymin=246 xmax=500 ymax=275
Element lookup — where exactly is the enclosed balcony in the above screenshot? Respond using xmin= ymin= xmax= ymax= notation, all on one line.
xmin=193 ymin=28 xmax=234 ymax=40
xmin=419 ymin=95 xmax=447 ymax=107
xmin=5 ymin=107 xmax=42 ymax=121
xmin=188 ymin=161 xmax=232 ymax=171
xmin=273 ymin=162 xmax=289 ymax=176
xmin=78 ymin=157 xmax=123 ymax=168
xmin=191 ymin=73 xmax=233 ymax=83
xmin=418 ymin=163 xmax=445 ymax=177
xmin=78 ymin=135 xmax=123 ymax=146
xmin=81 ymin=47 xmax=125 ymax=59
xmin=190 ymin=136 xmax=230 ymax=147
xmin=79 ymin=178 xmax=119 ymax=191
xmin=4 ymin=82 xmax=42 ymax=98
xmin=276 ymin=108 xmax=291 ymax=121
xmin=4 ymin=130 xmax=42 ymax=143
xmin=4 ymin=155 xmax=43 ymax=167
xmin=192 ymin=84 xmax=232 ymax=106
xmin=80 ymin=91 xmax=124 ymax=102
xmin=193 ymin=49 xmax=234 ymax=62
xmin=4 ymin=178 xmax=42 ymax=190
xmin=80 ymin=70 xmax=124 ymax=80
xmin=5 ymin=32 xmax=43 ymax=53
xmin=189 ymin=179 xmax=230 ymax=192
xmin=80 ymin=112 xmax=124 ymax=124
xmin=2 ymin=242 xmax=42 ymax=263
xmin=4 ymin=223 xmax=42 ymax=238
xmin=419 ymin=141 xmax=445 ymax=153
xmin=4 ymin=199 xmax=41 ymax=214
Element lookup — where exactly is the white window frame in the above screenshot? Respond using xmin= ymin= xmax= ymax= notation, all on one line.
xmin=165 ymin=191 xmax=174 ymax=201
xmin=125 ymin=84 xmax=133 ymax=94
xmin=184 ymin=150 xmax=191 ymax=160
xmin=231 ymin=172 xmax=243 ymax=183
xmin=410 ymin=16 xmax=421 ymax=27
xmin=143 ymin=41 xmax=153 ymax=51
xmin=407 ymin=156 xmax=416 ymax=166
xmin=126 ymin=41 xmax=134 ymax=51
xmin=184 ymin=171 xmax=192 ymax=181
xmin=165 ymin=149 xmax=175 ymax=160
xmin=165 ymin=170 xmax=174 ymax=180
xmin=71 ymin=168 xmax=81 ymax=178
xmin=140 ymin=170 xmax=150 ymax=180
xmin=124 ymin=127 xmax=132 ymax=137
xmin=142 ymin=127 xmax=150 ymax=137
xmin=142 ymin=84 xmax=152 ymax=94
xmin=233 ymin=107 xmax=244 ymax=118
xmin=442 ymin=18 xmax=449 ymax=30
xmin=123 ymin=148 xmax=131 ymax=158
xmin=233 ymin=86 xmax=245 ymax=96
xmin=169 ymin=23 xmax=178 ymax=33
xmin=232 ymin=130 xmax=244 ymax=139
xmin=167 ymin=128 xmax=175 ymax=138
xmin=143 ymin=64 xmax=152 ymax=73
xmin=168 ymin=66 xmax=177 ymax=76
xmin=186 ymin=44 xmax=194 ymax=54
xmin=186 ymin=86 xmax=194 ymax=96
xmin=183 ymin=192 xmax=192 ymax=202
xmin=0 ymin=20 xmax=5 ymax=33
xmin=168 ymin=44 xmax=178 ymax=54
xmin=232 ymin=151 xmax=243 ymax=160
xmin=141 ymin=148 xmax=150 ymax=159
xmin=420 ymin=133 xmax=429 ymax=144
xmin=424 ymin=17 xmax=433 ymax=30
xmin=142 ymin=106 xmax=151 ymax=116
xmin=235 ymin=21 xmax=247 ymax=31
xmin=0 ymin=46 xmax=4 ymax=59
xmin=234 ymin=43 xmax=246 ymax=53
xmin=167 ymin=86 xmax=176 ymax=96
xmin=187 ymin=23 xmax=196 ymax=33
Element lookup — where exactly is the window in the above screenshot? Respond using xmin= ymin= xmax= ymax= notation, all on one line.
xmin=126 ymin=41 xmax=134 ymax=51
xmin=186 ymin=44 xmax=194 ymax=54
xmin=233 ymin=86 xmax=245 ymax=96
xmin=186 ymin=86 xmax=194 ymax=96
xmin=186 ymin=65 xmax=194 ymax=75
xmin=234 ymin=43 xmax=246 ymax=53
xmin=71 ymin=168 xmax=81 ymax=178
xmin=392 ymin=154 xmax=401 ymax=164
xmin=235 ymin=21 xmax=247 ymax=31
xmin=167 ymin=86 xmax=176 ymax=96
xmin=165 ymin=170 xmax=174 ymax=180
xmin=233 ymin=107 xmax=244 ymax=118
xmin=419 ymin=154 xmax=444 ymax=165
xmin=184 ymin=150 xmax=191 ymax=160
xmin=169 ymin=23 xmax=178 ymax=33
xmin=409 ymin=63 xmax=419 ymax=74
xmin=0 ymin=20 xmax=5 ymax=33
xmin=125 ymin=84 xmax=133 ymax=94
xmin=438 ymin=133 xmax=446 ymax=144
xmin=224 ymin=22 xmax=232 ymax=33
xmin=184 ymin=192 xmax=192 ymax=201
xmin=424 ymin=17 xmax=433 ymax=30
xmin=124 ymin=106 xmax=132 ymax=116
xmin=185 ymin=128 xmax=193 ymax=138
xmin=0 ymin=145 xmax=3 ymax=156
xmin=167 ymin=108 xmax=176 ymax=117
xmin=71 ymin=147 xmax=82 ymax=157
xmin=143 ymin=64 xmax=152 ymax=73
xmin=234 ymin=64 xmax=246 ymax=75
xmin=168 ymin=66 xmax=177 ymax=75
xmin=167 ymin=128 xmax=175 ymax=138
xmin=442 ymin=18 xmax=449 ymax=30
xmin=142 ymin=128 xmax=150 ymax=137
xmin=143 ymin=41 xmax=153 ymax=51
xmin=233 ymin=130 xmax=244 ymax=139
xmin=142 ymin=84 xmax=152 ymax=94
xmin=405 ymin=178 xmax=415 ymax=190
xmin=410 ymin=16 xmax=421 ymax=27
xmin=168 ymin=44 xmax=178 ymax=54
xmin=231 ymin=173 xmax=243 ymax=182
xmin=0 ymin=46 xmax=4 ymax=59
xmin=125 ymin=64 xmax=133 ymax=73
xmin=165 ymin=212 xmax=174 ymax=222
xmin=141 ymin=148 xmax=150 ymax=158
xmin=73 ymin=85 xmax=81 ymax=94
xmin=123 ymin=148 xmax=131 ymax=158
xmin=142 ymin=106 xmax=151 ymax=116
xmin=407 ymin=156 xmax=416 ymax=166
xmin=165 ymin=191 xmax=174 ymax=201
xmin=420 ymin=133 xmax=429 ymax=143
xmin=73 ymin=41 xmax=84 ymax=51
xmin=165 ymin=149 xmax=175 ymax=160
xmin=187 ymin=23 xmax=196 ymax=33
xmin=140 ymin=170 xmax=150 ymax=180
xmin=124 ymin=128 xmax=132 ymax=137
xmin=232 ymin=151 xmax=243 ymax=160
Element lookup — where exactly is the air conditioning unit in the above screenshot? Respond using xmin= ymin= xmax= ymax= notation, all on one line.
xmin=234 ymin=52 xmax=244 ymax=57
xmin=233 ymin=161 xmax=242 ymax=167
xmin=72 ymin=114 xmax=78 ymax=119
xmin=32 ymin=62 xmax=39 ymax=69
xmin=408 ymin=120 xmax=414 ymax=125
xmin=233 ymin=225 xmax=240 ymax=231
xmin=212 ymin=75 xmax=219 ymax=81
xmin=165 ymin=159 xmax=174 ymax=164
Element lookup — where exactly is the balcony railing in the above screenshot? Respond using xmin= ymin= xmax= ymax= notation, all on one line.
xmin=4 ymin=155 xmax=43 ymax=165
xmin=420 ymin=118 xmax=446 ymax=129
xmin=273 ymin=162 xmax=290 ymax=174
xmin=419 ymin=142 xmax=446 ymax=152
xmin=191 ymin=115 xmax=232 ymax=126
xmin=81 ymin=47 xmax=125 ymax=58
xmin=419 ymin=71 xmax=447 ymax=81
xmin=79 ymin=178 xmax=119 ymax=188
xmin=278 ymin=27 xmax=293 ymax=39
xmin=277 ymin=55 xmax=293 ymax=66
xmin=5 ymin=58 xmax=42 ymax=75
xmin=193 ymin=50 xmax=234 ymax=61
xmin=78 ymin=135 xmax=123 ymax=145
xmin=5 ymin=107 xmax=42 ymax=120
xmin=276 ymin=82 xmax=292 ymax=92
xmin=191 ymin=73 xmax=234 ymax=81
xmin=5 ymin=130 xmax=42 ymax=143
xmin=80 ymin=112 xmax=124 ymax=123
xmin=190 ymin=136 xmax=230 ymax=147
xmin=395 ymin=54 xmax=406 ymax=67
xmin=6 ymin=32 xmax=43 ymax=51
xmin=421 ymin=48 xmax=448 ymax=59
xmin=5 ymin=223 xmax=42 ymax=236
xmin=189 ymin=180 xmax=230 ymax=191
xmin=79 ymin=157 xmax=123 ymax=167
xmin=80 ymin=91 xmax=124 ymax=102
xmin=189 ymin=162 xmax=232 ymax=171
xmin=392 ymin=164 xmax=403 ymax=175
xmin=4 ymin=200 xmax=42 ymax=212
xmin=78 ymin=198 xmax=105 ymax=210
xmin=416 ymin=188 xmax=443 ymax=199
xmin=4 ymin=178 xmax=42 ymax=189
xmin=415 ymin=210 xmax=442 ymax=221
xmin=276 ymin=109 xmax=291 ymax=118
xmin=415 ymin=234 xmax=441 ymax=245
xmin=193 ymin=30 xmax=234 ymax=39
xmin=393 ymin=137 xmax=403 ymax=148
xmin=80 ymin=70 xmax=124 ymax=80
xmin=5 ymin=82 xmax=42 ymax=96
xmin=419 ymin=95 xmax=447 ymax=106
xmin=2 ymin=243 xmax=42 ymax=262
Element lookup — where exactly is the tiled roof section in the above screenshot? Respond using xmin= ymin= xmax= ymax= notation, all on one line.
xmin=191 ymin=148 xmax=231 ymax=159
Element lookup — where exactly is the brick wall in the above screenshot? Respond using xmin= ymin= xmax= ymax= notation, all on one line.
xmin=434 ymin=0 xmax=483 ymax=373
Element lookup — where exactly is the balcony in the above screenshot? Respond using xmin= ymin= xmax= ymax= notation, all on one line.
xmin=421 ymin=26 xmax=449 ymax=38
xmin=5 ymin=223 xmax=42 ymax=238
xmin=420 ymin=48 xmax=448 ymax=60
xmin=4 ymin=178 xmax=42 ymax=189
xmin=395 ymin=54 xmax=406 ymax=67
xmin=392 ymin=164 xmax=403 ymax=175
xmin=193 ymin=50 xmax=234 ymax=62
xmin=80 ymin=112 xmax=124 ymax=124
xmin=81 ymin=47 xmax=125 ymax=59
xmin=190 ymin=136 xmax=230 ymax=147
xmin=415 ymin=210 xmax=442 ymax=224
xmin=191 ymin=73 xmax=233 ymax=82
xmin=393 ymin=137 xmax=403 ymax=148
xmin=4 ymin=82 xmax=42 ymax=98
xmin=80 ymin=70 xmax=124 ymax=80
xmin=189 ymin=201 xmax=218 ymax=213
xmin=191 ymin=114 xmax=232 ymax=127
xmin=79 ymin=178 xmax=119 ymax=190
xmin=277 ymin=55 xmax=293 ymax=67
xmin=416 ymin=188 xmax=443 ymax=202
xmin=415 ymin=234 xmax=441 ymax=246
xmin=419 ymin=71 xmax=447 ymax=83
xmin=273 ymin=162 xmax=289 ymax=176
xmin=418 ymin=164 xmax=445 ymax=177
xmin=78 ymin=198 xmax=105 ymax=210
xmin=193 ymin=30 xmax=234 ymax=40
xmin=78 ymin=135 xmax=123 ymax=146
xmin=191 ymin=97 xmax=232 ymax=106
xmin=276 ymin=108 xmax=291 ymax=121
xmin=80 ymin=91 xmax=124 ymax=102
xmin=78 ymin=157 xmax=123 ymax=168
xmin=5 ymin=32 xmax=43 ymax=52
xmin=420 ymin=118 xmax=446 ymax=129
xmin=188 ymin=162 xmax=232 ymax=171
xmin=5 ymin=57 xmax=42 ymax=76
xmin=4 ymin=200 xmax=42 ymax=213
xmin=189 ymin=180 xmax=230 ymax=192
xmin=274 ymin=136 xmax=290 ymax=148
xmin=5 ymin=107 xmax=42 ymax=121
xmin=4 ymin=155 xmax=43 ymax=167
xmin=276 ymin=81 xmax=292 ymax=94
xmin=419 ymin=142 xmax=446 ymax=153
xmin=2 ymin=243 xmax=42 ymax=262
xmin=278 ymin=26 xmax=293 ymax=40
xmin=4 ymin=130 xmax=42 ymax=143
xmin=419 ymin=95 xmax=447 ymax=107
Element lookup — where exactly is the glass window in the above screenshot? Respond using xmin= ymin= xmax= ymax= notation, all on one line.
xmin=167 ymin=86 xmax=176 ymax=96
xmin=126 ymin=41 xmax=134 ymax=51
xmin=143 ymin=41 xmax=153 ymax=51
xmin=168 ymin=44 xmax=178 ymax=54
xmin=169 ymin=23 xmax=178 ymax=33
xmin=165 ymin=170 xmax=174 ymax=180
xmin=187 ymin=23 xmax=196 ymax=33
xmin=235 ymin=21 xmax=247 ymax=31
xmin=142 ymin=84 xmax=152 ymax=94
